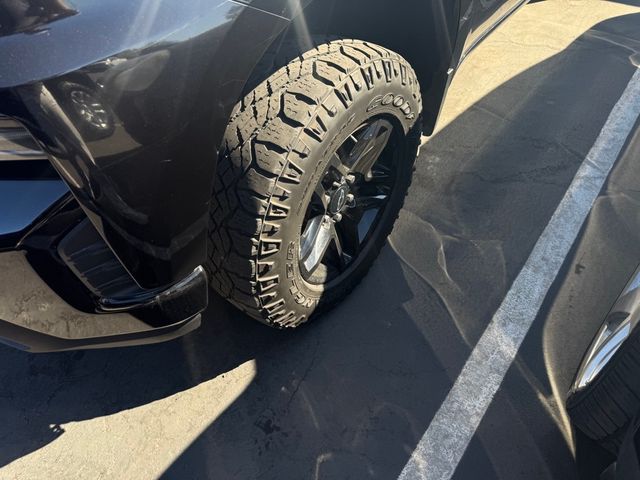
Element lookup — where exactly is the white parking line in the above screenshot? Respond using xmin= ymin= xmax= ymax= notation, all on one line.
xmin=399 ymin=68 xmax=640 ymax=480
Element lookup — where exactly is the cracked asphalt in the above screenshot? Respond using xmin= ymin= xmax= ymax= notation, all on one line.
xmin=2 ymin=1 xmax=640 ymax=479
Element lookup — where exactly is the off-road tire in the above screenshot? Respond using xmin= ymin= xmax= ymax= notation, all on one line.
xmin=206 ymin=39 xmax=422 ymax=327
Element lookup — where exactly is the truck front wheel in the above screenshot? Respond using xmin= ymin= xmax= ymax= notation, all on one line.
xmin=207 ymin=39 xmax=422 ymax=327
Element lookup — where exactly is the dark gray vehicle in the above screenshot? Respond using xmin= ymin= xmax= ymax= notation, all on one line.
xmin=0 ymin=0 xmax=529 ymax=351
xmin=569 ymin=266 xmax=640 ymax=478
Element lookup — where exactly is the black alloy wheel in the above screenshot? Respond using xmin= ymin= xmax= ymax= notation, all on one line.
xmin=299 ymin=118 xmax=397 ymax=285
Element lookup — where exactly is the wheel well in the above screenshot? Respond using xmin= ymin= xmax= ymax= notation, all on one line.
xmin=251 ymin=0 xmax=461 ymax=135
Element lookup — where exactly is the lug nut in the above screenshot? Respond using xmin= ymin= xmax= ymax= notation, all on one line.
xmin=333 ymin=213 xmax=343 ymax=222
xmin=346 ymin=193 xmax=355 ymax=203
xmin=332 ymin=181 xmax=343 ymax=188
xmin=345 ymin=174 xmax=356 ymax=184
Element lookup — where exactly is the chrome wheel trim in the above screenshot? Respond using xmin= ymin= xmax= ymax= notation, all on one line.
xmin=574 ymin=313 xmax=632 ymax=390
xmin=573 ymin=267 xmax=640 ymax=391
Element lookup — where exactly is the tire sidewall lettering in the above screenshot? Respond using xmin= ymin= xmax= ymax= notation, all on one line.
xmin=367 ymin=93 xmax=416 ymax=120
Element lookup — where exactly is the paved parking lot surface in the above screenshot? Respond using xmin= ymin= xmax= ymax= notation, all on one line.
xmin=2 ymin=1 xmax=640 ymax=479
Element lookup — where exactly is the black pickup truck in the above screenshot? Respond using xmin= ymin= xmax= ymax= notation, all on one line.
xmin=0 ymin=0 xmax=528 ymax=351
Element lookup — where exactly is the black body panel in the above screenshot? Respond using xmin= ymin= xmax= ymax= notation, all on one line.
xmin=0 ymin=0 xmax=289 ymax=289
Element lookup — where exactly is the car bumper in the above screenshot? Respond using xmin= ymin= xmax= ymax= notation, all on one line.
xmin=0 ymin=250 xmax=206 ymax=352
xmin=1 ymin=117 xmax=209 ymax=352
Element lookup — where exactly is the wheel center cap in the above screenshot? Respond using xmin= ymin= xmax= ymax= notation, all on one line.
xmin=329 ymin=185 xmax=350 ymax=214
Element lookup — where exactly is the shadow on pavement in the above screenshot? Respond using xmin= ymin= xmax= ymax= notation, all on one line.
xmin=1 ymin=11 xmax=640 ymax=480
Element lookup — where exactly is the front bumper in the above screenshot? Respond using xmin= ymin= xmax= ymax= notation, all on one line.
xmin=0 ymin=250 xmax=205 ymax=352
xmin=0 ymin=117 xmax=209 ymax=352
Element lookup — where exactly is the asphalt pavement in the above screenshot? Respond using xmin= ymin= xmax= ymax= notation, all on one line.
xmin=2 ymin=1 xmax=640 ymax=479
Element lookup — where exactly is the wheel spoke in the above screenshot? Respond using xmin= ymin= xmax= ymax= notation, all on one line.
xmin=368 ymin=165 xmax=393 ymax=185
xmin=336 ymin=213 xmax=361 ymax=257
xmin=314 ymin=182 xmax=329 ymax=212
xmin=357 ymin=194 xmax=388 ymax=211
xmin=331 ymin=222 xmax=352 ymax=270
xmin=353 ymin=179 xmax=392 ymax=198
xmin=300 ymin=215 xmax=333 ymax=275
xmin=347 ymin=119 xmax=393 ymax=177
xmin=329 ymin=152 xmax=350 ymax=178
